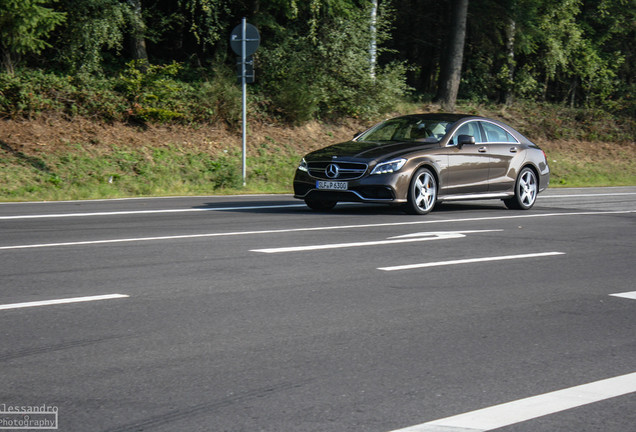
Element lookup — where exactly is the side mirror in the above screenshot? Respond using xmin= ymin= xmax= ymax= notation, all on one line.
xmin=457 ymin=134 xmax=475 ymax=149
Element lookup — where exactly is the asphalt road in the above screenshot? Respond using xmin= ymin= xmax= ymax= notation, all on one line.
xmin=1 ymin=187 xmax=635 ymax=432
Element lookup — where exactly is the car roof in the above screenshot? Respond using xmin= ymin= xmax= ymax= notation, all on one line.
xmin=395 ymin=113 xmax=481 ymax=122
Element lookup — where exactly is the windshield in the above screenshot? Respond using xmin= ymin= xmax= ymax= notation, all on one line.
xmin=357 ymin=116 xmax=453 ymax=142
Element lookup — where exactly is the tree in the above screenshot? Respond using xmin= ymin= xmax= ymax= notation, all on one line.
xmin=54 ymin=0 xmax=129 ymax=75
xmin=436 ymin=0 xmax=469 ymax=111
xmin=503 ymin=5 xmax=516 ymax=105
xmin=257 ymin=0 xmax=409 ymax=121
xmin=178 ymin=0 xmax=230 ymax=52
xmin=128 ymin=0 xmax=149 ymax=63
xmin=370 ymin=0 xmax=378 ymax=79
xmin=507 ymin=0 xmax=624 ymax=107
xmin=0 ymin=0 xmax=66 ymax=74
xmin=577 ymin=0 xmax=634 ymax=110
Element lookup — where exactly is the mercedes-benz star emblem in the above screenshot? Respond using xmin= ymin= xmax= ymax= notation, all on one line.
xmin=325 ymin=164 xmax=340 ymax=179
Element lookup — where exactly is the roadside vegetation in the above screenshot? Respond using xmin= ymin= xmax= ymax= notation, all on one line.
xmin=1 ymin=97 xmax=633 ymax=202
xmin=1 ymin=0 xmax=634 ymax=202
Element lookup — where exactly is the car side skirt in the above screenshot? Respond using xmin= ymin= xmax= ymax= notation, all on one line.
xmin=294 ymin=189 xmax=523 ymax=205
xmin=438 ymin=192 xmax=511 ymax=201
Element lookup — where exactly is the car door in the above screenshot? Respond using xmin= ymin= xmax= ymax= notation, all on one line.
xmin=480 ymin=121 xmax=520 ymax=192
xmin=442 ymin=120 xmax=490 ymax=195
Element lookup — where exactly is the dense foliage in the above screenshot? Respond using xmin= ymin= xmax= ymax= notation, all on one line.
xmin=0 ymin=0 xmax=634 ymax=122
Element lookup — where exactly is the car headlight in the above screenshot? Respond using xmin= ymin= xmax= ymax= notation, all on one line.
xmin=370 ymin=158 xmax=407 ymax=175
xmin=298 ymin=158 xmax=308 ymax=172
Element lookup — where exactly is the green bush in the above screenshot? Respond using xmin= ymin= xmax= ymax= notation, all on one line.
xmin=0 ymin=70 xmax=73 ymax=116
xmin=0 ymin=64 xmax=242 ymax=124
xmin=0 ymin=69 xmax=129 ymax=119
xmin=116 ymin=60 xmax=186 ymax=123
xmin=193 ymin=67 xmax=243 ymax=124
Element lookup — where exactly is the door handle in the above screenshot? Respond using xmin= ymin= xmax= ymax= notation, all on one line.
xmin=478 ymin=147 xmax=487 ymax=153
xmin=509 ymin=147 xmax=518 ymax=153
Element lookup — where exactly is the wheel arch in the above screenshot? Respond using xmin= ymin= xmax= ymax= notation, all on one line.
xmin=412 ymin=161 xmax=440 ymax=187
xmin=519 ymin=162 xmax=541 ymax=189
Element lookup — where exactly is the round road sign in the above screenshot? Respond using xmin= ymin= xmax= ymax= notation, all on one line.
xmin=230 ymin=22 xmax=260 ymax=57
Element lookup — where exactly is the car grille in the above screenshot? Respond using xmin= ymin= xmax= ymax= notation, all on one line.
xmin=307 ymin=162 xmax=368 ymax=180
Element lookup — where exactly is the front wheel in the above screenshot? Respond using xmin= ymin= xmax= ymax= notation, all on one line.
xmin=504 ymin=167 xmax=538 ymax=210
xmin=404 ymin=167 xmax=437 ymax=215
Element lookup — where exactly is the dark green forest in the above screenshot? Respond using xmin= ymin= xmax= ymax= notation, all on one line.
xmin=0 ymin=0 xmax=634 ymax=123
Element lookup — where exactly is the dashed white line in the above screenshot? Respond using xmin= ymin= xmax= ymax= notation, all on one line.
xmin=389 ymin=371 xmax=636 ymax=432
xmin=378 ymin=252 xmax=565 ymax=271
xmin=0 ymin=294 xmax=129 ymax=311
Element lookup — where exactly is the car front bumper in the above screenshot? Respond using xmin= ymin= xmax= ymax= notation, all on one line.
xmin=293 ymin=170 xmax=410 ymax=204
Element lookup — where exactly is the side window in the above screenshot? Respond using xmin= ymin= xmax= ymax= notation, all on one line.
xmin=481 ymin=122 xmax=518 ymax=143
xmin=450 ymin=121 xmax=481 ymax=145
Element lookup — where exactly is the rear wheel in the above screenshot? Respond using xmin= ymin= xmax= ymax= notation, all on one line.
xmin=404 ymin=167 xmax=437 ymax=215
xmin=305 ymin=199 xmax=337 ymax=211
xmin=504 ymin=167 xmax=538 ymax=210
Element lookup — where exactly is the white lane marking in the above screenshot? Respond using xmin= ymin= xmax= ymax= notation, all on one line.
xmin=0 ymin=204 xmax=307 ymax=220
xmin=0 ymin=294 xmax=129 ymax=311
xmin=387 ymin=230 xmax=501 ymax=239
xmin=0 ymin=233 xmax=242 ymax=250
xmin=610 ymin=291 xmax=636 ymax=300
xmin=378 ymin=252 xmax=565 ymax=271
xmin=0 ymin=190 xmax=632 ymax=207
xmin=1 ymin=210 xmax=634 ymax=251
xmin=539 ymin=192 xmax=636 ymax=199
xmin=1 ymin=190 xmax=635 ymax=219
xmin=251 ymin=230 xmax=501 ymax=254
xmin=0 ymin=193 xmax=289 ymax=205
xmin=389 ymin=371 xmax=636 ymax=432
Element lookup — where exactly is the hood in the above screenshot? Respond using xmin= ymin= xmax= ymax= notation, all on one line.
xmin=305 ymin=140 xmax=439 ymax=162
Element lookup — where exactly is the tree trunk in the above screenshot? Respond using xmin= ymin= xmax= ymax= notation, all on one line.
xmin=369 ymin=0 xmax=378 ymax=80
xmin=436 ymin=0 xmax=469 ymax=112
xmin=569 ymin=77 xmax=578 ymax=108
xmin=1 ymin=48 xmax=14 ymax=75
xmin=504 ymin=16 xmax=516 ymax=105
xmin=129 ymin=0 xmax=149 ymax=64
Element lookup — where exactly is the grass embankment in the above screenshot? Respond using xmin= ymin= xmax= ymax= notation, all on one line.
xmin=0 ymin=117 xmax=355 ymax=201
xmin=1 ymin=101 xmax=634 ymax=202
xmin=0 ymin=144 xmax=302 ymax=201
xmin=0 ymin=128 xmax=303 ymax=201
xmin=498 ymin=102 xmax=636 ymax=187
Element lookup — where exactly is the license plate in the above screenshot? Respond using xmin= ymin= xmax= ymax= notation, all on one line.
xmin=316 ymin=180 xmax=348 ymax=190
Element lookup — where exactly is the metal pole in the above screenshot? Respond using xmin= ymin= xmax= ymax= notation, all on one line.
xmin=241 ymin=17 xmax=247 ymax=186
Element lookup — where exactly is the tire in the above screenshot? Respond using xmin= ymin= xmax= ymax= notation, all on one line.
xmin=305 ymin=199 xmax=337 ymax=211
xmin=404 ymin=167 xmax=437 ymax=215
xmin=504 ymin=167 xmax=538 ymax=210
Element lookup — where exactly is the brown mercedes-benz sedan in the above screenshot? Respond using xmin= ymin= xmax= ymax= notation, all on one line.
xmin=293 ymin=114 xmax=549 ymax=214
